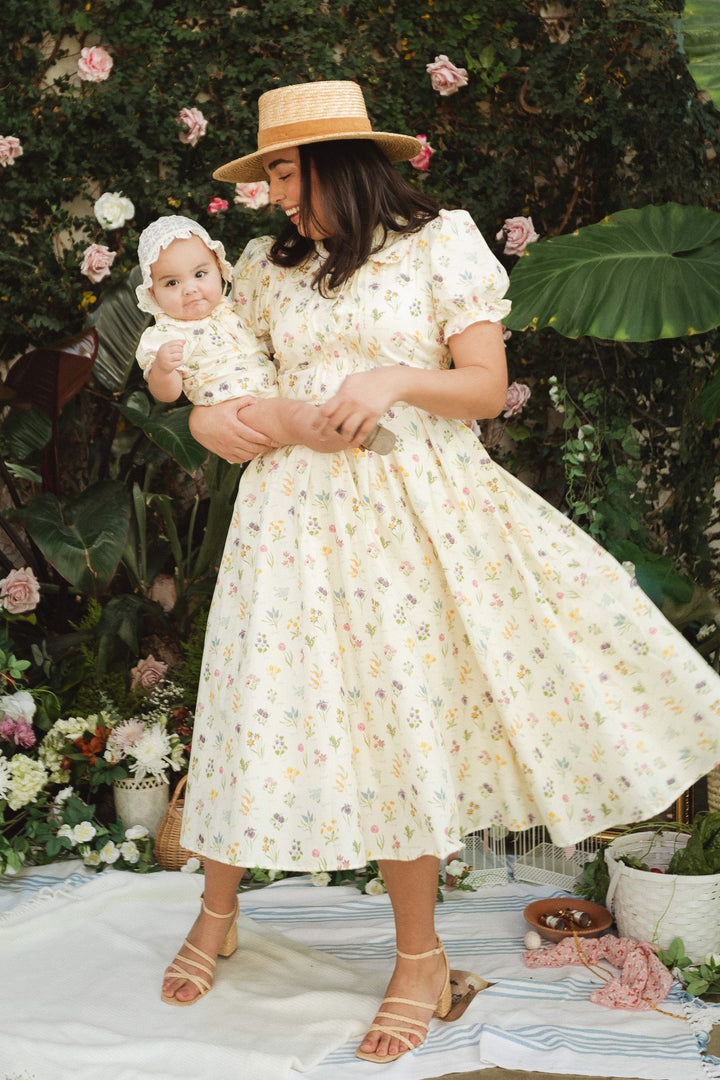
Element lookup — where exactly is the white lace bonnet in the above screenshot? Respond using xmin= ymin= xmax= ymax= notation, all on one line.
xmin=135 ymin=215 xmax=234 ymax=316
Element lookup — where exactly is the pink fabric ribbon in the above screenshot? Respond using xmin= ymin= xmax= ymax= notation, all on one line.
xmin=524 ymin=936 xmax=673 ymax=1010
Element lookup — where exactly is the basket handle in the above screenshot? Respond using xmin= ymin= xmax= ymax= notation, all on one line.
xmin=604 ymin=850 xmax=622 ymax=910
xmin=169 ymin=773 xmax=188 ymax=809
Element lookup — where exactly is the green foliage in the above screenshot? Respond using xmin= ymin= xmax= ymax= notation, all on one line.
xmin=657 ymin=937 xmax=720 ymax=998
xmin=505 ymin=204 xmax=720 ymax=341
xmin=667 ymin=811 xmax=720 ymax=874
xmin=9 ymin=481 xmax=131 ymax=595
xmin=574 ymin=843 xmax=654 ymax=903
xmin=115 ymin=397 xmax=208 ymax=476
xmin=0 ymin=790 xmax=155 ymax=874
xmin=682 ymin=0 xmax=720 ymax=110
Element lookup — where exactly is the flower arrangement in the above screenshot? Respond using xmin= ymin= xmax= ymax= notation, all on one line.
xmin=39 ymin=682 xmax=192 ymax=792
xmin=0 ymin=565 xmax=193 ymax=875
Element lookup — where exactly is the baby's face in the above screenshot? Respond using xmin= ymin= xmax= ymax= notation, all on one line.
xmin=150 ymin=234 xmax=224 ymax=320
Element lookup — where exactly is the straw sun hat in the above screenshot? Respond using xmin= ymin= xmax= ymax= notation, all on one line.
xmin=213 ymin=80 xmax=422 ymax=184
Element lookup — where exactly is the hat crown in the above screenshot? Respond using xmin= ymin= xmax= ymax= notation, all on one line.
xmin=258 ymin=81 xmax=371 ymax=136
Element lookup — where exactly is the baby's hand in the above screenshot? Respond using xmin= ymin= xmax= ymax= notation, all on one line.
xmin=155 ymin=340 xmax=185 ymax=373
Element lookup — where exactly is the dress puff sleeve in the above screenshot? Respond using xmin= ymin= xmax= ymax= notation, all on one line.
xmin=429 ymin=209 xmax=511 ymax=341
xmin=232 ymin=235 xmax=275 ymax=350
xmin=135 ymin=321 xmax=187 ymax=379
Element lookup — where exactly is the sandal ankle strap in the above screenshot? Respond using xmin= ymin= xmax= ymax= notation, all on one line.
xmin=396 ymin=937 xmax=444 ymax=961
xmin=201 ymin=895 xmax=238 ymax=920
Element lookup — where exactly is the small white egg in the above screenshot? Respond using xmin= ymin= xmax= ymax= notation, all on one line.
xmin=524 ymin=929 xmax=543 ymax=950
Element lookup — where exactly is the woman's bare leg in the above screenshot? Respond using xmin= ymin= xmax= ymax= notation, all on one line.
xmin=162 ymin=857 xmax=245 ymax=1003
xmin=358 ymin=856 xmax=447 ymax=1059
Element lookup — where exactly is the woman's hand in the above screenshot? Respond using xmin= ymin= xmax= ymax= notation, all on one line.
xmin=188 ymin=397 xmax=279 ymax=463
xmin=316 ymin=322 xmax=508 ymax=436
xmin=314 ymin=366 xmax=405 ymax=448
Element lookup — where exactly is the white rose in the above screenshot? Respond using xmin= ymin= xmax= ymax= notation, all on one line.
xmin=310 ymin=871 xmax=331 ymax=887
xmin=94 ymin=191 xmax=135 ymax=230
xmin=82 ymin=850 xmax=101 ymax=867
xmin=444 ymin=859 xmax=469 ymax=877
xmin=180 ymin=856 xmax=201 ymax=873
xmin=124 ymin=824 xmax=149 ymax=840
xmin=0 ymin=690 xmax=36 ymax=723
xmin=119 ymin=841 xmax=140 ymax=864
xmin=99 ymin=841 xmax=120 ymax=864
xmin=365 ymin=877 xmax=386 ymax=895
xmin=73 ymin=821 xmax=97 ymax=843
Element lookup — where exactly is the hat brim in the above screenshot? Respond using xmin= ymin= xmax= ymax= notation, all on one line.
xmin=213 ymin=131 xmax=423 ymax=184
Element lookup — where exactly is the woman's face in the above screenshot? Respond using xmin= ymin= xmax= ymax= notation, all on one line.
xmin=262 ymin=146 xmax=331 ymax=240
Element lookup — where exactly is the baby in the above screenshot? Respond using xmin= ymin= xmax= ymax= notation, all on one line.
xmin=135 ymin=215 xmax=394 ymax=451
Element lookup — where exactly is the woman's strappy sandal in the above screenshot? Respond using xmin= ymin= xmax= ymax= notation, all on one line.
xmin=161 ymin=895 xmax=239 ymax=1006
xmin=355 ymin=937 xmax=452 ymax=1063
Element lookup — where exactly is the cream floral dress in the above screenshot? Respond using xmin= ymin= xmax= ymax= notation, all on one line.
xmin=181 ymin=210 xmax=720 ymax=871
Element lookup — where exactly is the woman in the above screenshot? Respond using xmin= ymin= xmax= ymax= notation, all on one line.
xmin=162 ymin=81 xmax=720 ymax=1063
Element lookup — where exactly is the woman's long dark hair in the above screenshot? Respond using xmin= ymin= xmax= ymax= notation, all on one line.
xmin=268 ymin=139 xmax=440 ymax=295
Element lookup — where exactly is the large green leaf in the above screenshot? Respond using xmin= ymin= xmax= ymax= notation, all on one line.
xmin=10 ymin=481 xmax=131 ymax=594
xmin=86 ymin=265 xmax=151 ymax=392
xmin=504 ymin=203 xmax=720 ymax=341
xmin=683 ymin=1 xmax=720 ymax=110
xmin=116 ymin=392 xmax=208 ymax=474
xmin=0 ymin=407 xmax=52 ymax=460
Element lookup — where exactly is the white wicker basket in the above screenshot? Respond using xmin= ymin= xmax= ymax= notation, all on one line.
xmin=605 ymin=830 xmax=720 ymax=963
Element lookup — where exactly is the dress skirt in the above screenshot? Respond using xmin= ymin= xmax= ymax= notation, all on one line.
xmin=180 ymin=406 xmax=720 ymax=871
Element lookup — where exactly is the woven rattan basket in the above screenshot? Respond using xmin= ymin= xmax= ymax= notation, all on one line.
xmin=605 ymin=830 xmax=720 ymax=963
xmin=154 ymin=775 xmax=205 ymax=871
xmin=707 ymin=767 xmax=720 ymax=814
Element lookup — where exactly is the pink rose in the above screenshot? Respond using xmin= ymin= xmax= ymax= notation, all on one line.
xmin=426 ymin=55 xmax=469 ymax=96
xmin=177 ymin=107 xmax=207 ymax=147
xmin=409 ymin=135 xmax=434 ymax=172
xmin=129 ymin=654 xmax=168 ymax=692
xmin=0 ymin=567 xmax=40 ymax=614
xmin=147 ymin=574 xmax=176 ymax=613
xmin=503 ymin=381 xmax=532 ymax=419
xmin=77 ymin=46 xmax=114 ymax=82
xmin=80 ymin=243 xmax=116 ymax=283
xmin=0 ymin=135 xmax=23 ymax=168
xmin=496 ymin=215 xmax=539 ymax=257
xmin=0 ymin=716 xmax=36 ymax=749
xmin=207 ymin=197 xmax=229 ymax=215
xmin=234 ymin=181 xmax=270 ymax=209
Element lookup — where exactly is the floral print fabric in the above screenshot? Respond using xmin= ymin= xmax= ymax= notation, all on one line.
xmin=136 ymin=300 xmax=277 ymax=404
xmin=181 ymin=210 xmax=720 ymax=871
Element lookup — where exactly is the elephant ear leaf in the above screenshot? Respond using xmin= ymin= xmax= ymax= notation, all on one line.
xmin=504 ymin=203 xmax=720 ymax=341
xmin=9 ymin=481 xmax=131 ymax=595
xmin=682 ymin=0 xmax=720 ymax=111
xmin=86 ymin=265 xmax=151 ymax=392
xmin=116 ymin=392 xmax=208 ymax=475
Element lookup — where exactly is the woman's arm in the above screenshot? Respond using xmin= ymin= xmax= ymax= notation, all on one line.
xmin=188 ymin=397 xmax=351 ymax=463
xmin=312 ymin=320 xmax=508 ymax=447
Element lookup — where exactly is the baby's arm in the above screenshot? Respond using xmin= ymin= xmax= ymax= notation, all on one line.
xmin=146 ymin=340 xmax=185 ymax=403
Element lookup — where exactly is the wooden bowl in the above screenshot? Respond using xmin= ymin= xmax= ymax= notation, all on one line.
xmin=523 ymin=897 xmax=613 ymax=943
